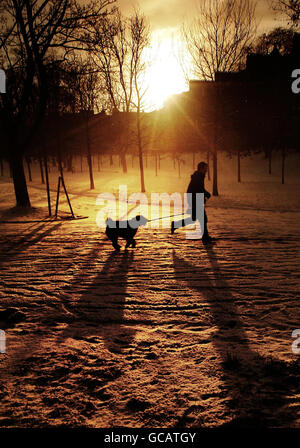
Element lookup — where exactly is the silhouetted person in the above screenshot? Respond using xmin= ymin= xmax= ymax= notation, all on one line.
xmin=171 ymin=161 xmax=213 ymax=243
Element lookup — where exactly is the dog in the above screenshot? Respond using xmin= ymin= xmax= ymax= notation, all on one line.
xmin=105 ymin=215 xmax=148 ymax=251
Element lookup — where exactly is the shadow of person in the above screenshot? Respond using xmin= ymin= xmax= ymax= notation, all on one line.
xmin=173 ymin=248 xmax=299 ymax=427
xmin=57 ymin=250 xmax=136 ymax=354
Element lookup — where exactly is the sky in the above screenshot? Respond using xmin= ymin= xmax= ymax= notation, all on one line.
xmin=119 ymin=0 xmax=282 ymax=34
xmin=116 ymin=0 xmax=287 ymax=110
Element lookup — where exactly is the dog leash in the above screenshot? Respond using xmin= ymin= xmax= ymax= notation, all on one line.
xmin=148 ymin=213 xmax=189 ymax=223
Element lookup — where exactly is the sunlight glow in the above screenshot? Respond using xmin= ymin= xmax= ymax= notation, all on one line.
xmin=143 ymin=38 xmax=189 ymax=111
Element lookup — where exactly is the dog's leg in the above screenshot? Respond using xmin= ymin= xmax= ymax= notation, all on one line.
xmin=111 ymin=237 xmax=121 ymax=251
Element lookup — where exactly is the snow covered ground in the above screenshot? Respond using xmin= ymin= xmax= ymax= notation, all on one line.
xmin=0 ymin=152 xmax=299 ymax=427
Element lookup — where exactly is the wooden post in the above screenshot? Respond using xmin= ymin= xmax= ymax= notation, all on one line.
xmin=61 ymin=176 xmax=75 ymax=218
xmin=55 ymin=176 xmax=61 ymax=218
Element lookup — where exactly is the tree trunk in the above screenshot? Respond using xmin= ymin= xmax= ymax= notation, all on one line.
xmin=10 ymin=152 xmax=31 ymax=207
xmin=178 ymin=160 xmax=181 ymax=178
xmin=26 ymin=157 xmax=32 ymax=182
xmin=67 ymin=155 xmax=73 ymax=172
xmin=44 ymin=153 xmax=51 ymax=216
xmin=213 ymin=150 xmax=218 ymax=196
xmin=110 ymin=154 xmax=113 ymax=166
xmin=207 ymin=151 xmax=211 ymax=181
xmin=39 ymin=156 xmax=45 ymax=184
xmin=86 ymin=121 xmax=94 ymax=190
xmin=83 ymin=115 xmax=94 ymax=190
xmin=237 ymin=150 xmax=241 ymax=183
xmin=137 ymin=111 xmax=145 ymax=192
xmin=87 ymin=152 xmax=94 ymax=190
xmin=193 ymin=152 xmax=195 ymax=170
xmin=155 ymin=154 xmax=158 ymax=176
xmin=0 ymin=158 xmax=3 ymax=176
xmin=269 ymin=148 xmax=272 ymax=175
xmin=121 ymin=153 xmax=127 ymax=174
xmin=56 ymin=132 xmax=63 ymax=177
xmin=282 ymin=146 xmax=285 ymax=185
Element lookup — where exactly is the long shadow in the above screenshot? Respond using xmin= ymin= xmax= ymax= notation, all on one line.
xmin=0 ymin=237 xmax=110 ymax=375
xmin=0 ymin=222 xmax=62 ymax=261
xmin=57 ymin=250 xmax=136 ymax=353
xmin=173 ymin=248 xmax=300 ymax=427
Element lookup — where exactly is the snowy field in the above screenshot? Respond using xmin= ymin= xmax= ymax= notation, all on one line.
xmin=0 ymin=151 xmax=300 ymax=428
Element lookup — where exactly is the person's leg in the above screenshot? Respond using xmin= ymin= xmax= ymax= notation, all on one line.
xmin=112 ymin=239 xmax=121 ymax=251
xmin=201 ymin=209 xmax=213 ymax=243
xmin=171 ymin=216 xmax=194 ymax=234
xmin=202 ymin=209 xmax=208 ymax=237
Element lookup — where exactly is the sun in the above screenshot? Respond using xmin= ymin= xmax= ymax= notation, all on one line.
xmin=143 ymin=38 xmax=189 ymax=111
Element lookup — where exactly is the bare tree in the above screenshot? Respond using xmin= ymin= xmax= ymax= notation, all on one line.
xmin=182 ymin=0 xmax=257 ymax=196
xmin=89 ymin=9 xmax=135 ymax=174
xmin=183 ymin=0 xmax=257 ymax=81
xmin=0 ymin=0 xmax=114 ymax=207
xmin=269 ymin=0 xmax=300 ymax=27
xmin=90 ymin=9 xmax=150 ymax=190
xmin=130 ymin=12 xmax=150 ymax=192
xmin=76 ymin=63 xmax=102 ymax=190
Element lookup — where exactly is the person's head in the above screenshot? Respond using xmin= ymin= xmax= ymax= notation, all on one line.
xmin=197 ymin=162 xmax=208 ymax=175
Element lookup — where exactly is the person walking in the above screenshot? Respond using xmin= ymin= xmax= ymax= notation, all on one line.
xmin=171 ymin=161 xmax=213 ymax=243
